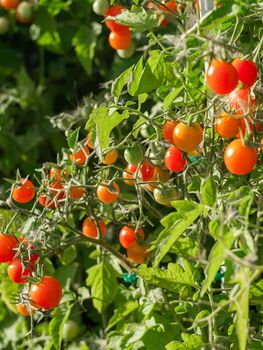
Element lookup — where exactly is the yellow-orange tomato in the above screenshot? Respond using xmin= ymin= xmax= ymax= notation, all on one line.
xmin=102 ymin=149 xmax=118 ymax=165
xmin=69 ymin=187 xmax=85 ymax=200
xmin=109 ymin=30 xmax=131 ymax=50
xmin=173 ymin=122 xmax=203 ymax=152
xmin=127 ymin=242 xmax=148 ymax=264
xmin=0 ymin=0 xmax=19 ymax=10
xmin=82 ymin=218 xmax=107 ymax=238
xmin=16 ymin=303 xmax=36 ymax=316
xmin=86 ymin=131 xmax=94 ymax=149
xmin=69 ymin=146 xmax=90 ymax=165
xmin=123 ymin=166 xmax=135 ymax=186
xmin=214 ymin=112 xmax=241 ymax=139
xmin=97 ymin=183 xmax=119 ymax=203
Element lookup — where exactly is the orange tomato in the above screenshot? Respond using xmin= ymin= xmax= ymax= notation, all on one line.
xmin=102 ymin=149 xmax=118 ymax=164
xmin=162 ymin=121 xmax=179 ymax=144
xmin=86 ymin=131 xmax=94 ymax=149
xmin=127 ymin=242 xmax=148 ymax=264
xmin=173 ymin=122 xmax=203 ymax=152
xmin=109 ymin=30 xmax=131 ymax=50
xmin=97 ymin=182 xmax=119 ymax=203
xmin=0 ymin=0 xmax=19 ymax=10
xmin=214 ymin=112 xmax=241 ymax=138
xmin=12 ymin=178 xmax=35 ymax=204
xmin=123 ymin=165 xmax=135 ymax=185
xmin=82 ymin=218 xmax=107 ymax=238
xmin=16 ymin=303 xmax=36 ymax=316
xmin=69 ymin=145 xmax=90 ymax=165
xmin=69 ymin=187 xmax=85 ymax=200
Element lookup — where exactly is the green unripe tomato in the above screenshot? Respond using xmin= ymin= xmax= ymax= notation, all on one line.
xmin=92 ymin=0 xmax=109 ymax=15
xmin=140 ymin=124 xmax=155 ymax=139
xmin=16 ymin=2 xmax=34 ymax=24
xmin=124 ymin=144 xmax=143 ymax=165
xmin=0 ymin=17 xmax=9 ymax=35
xmin=153 ymin=187 xmax=178 ymax=205
xmin=62 ymin=320 xmax=79 ymax=342
xmin=117 ymin=41 xmax=135 ymax=59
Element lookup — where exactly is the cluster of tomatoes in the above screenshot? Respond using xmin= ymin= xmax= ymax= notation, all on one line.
xmin=206 ymin=57 xmax=261 ymax=175
xmin=0 ymin=0 xmax=33 ymax=34
xmin=147 ymin=0 xmax=183 ymax=26
xmin=0 ymin=233 xmax=62 ymax=316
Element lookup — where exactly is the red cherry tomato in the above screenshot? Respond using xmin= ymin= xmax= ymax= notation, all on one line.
xmin=12 ymin=178 xmax=35 ymax=204
xmin=214 ymin=113 xmax=241 ymax=139
xmin=104 ymin=5 xmax=129 ymax=33
xmin=127 ymin=242 xmax=148 ymax=264
xmin=159 ymin=0 xmax=183 ymax=13
xmin=97 ymin=182 xmax=119 ymax=203
xmin=82 ymin=218 xmax=107 ymax=238
xmin=38 ymin=181 xmax=64 ymax=209
xmin=30 ymin=276 xmax=62 ymax=310
xmin=232 ymin=58 xmax=258 ymax=87
xmin=140 ymin=160 xmax=155 ymax=181
xmin=162 ymin=121 xmax=179 ymax=144
xmin=230 ymin=88 xmax=257 ymax=115
xmin=173 ymin=122 xmax=203 ymax=152
xmin=109 ymin=30 xmax=131 ymax=50
xmin=0 ymin=233 xmax=17 ymax=263
xmin=119 ymin=226 xmax=145 ymax=249
xmin=164 ymin=146 xmax=187 ymax=172
xmin=69 ymin=145 xmax=90 ymax=165
xmin=69 ymin=187 xmax=85 ymax=200
xmin=0 ymin=0 xmax=19 ymax=10
xmin=7 ymin=257 xmax=35 ymax=284
xmin=224 ymin=139 xmax=258 ymax=175
xmin=206 ymin=60 xmax=238 ymax=95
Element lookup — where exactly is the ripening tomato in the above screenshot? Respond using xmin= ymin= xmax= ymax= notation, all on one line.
xmin=109 ymin=30 xmax=131 ymax=50
xmin=119 ymin=226 xmax=145 ymax=249
xmin=93 ymin=0 xmax=109 ymax=16
xmin=30 ymin=276 xmax=62 ymax=310
xmin=232 ymin=58 xmax=257 ymax=87
xmin=124 ymin=144 xmax=143 ymax=165
xmin=140 ymin=160 xmax=155 ymax=181
xmin=16 ymin=303 xmax=36 ymax=316
xmin=82 ymin=218 xmax=107 ymax=238
xmin=173 ymin=122 xmax=203 ymax=152
xmin=38 ymin=181 xmax=64 ymax=209
xmin=12 ymin=178 xmax=35 ymax=204
xmin=127 ymin=242 xmax=148 ymax=264
xmin=69 ymin=187 xmax=85 ymax=200
xmin=165 ymin=146 xmax=187 ymax=172
xmin=97 ymin=182 xmax=119 ymax=203
xmin=102 ymin=149 xmax=118 ymax=164
xmin=224 ymin=139 xmax=258 ymax=175
xmin=104 ymin=5 xmax=129 ymax=33
xmin=62 ymin=320 xmax=79 ymax=341
xmin=0 ymin=233 xmax=17 ymax=263
xmin=230 ymin=88 xmax=257 ymax=115
xmin=206 ymin=60 xmax=238 ymax=95
xmin=16 ymin=1 xmax=33 ymax=24
xmin=0 ymin=0 xmax=19 ymax=10
xmin=117 ymin=41 xmax=135 ymax=59
xmin=153 ymin=187 xmax=178 ymax=205
xmin=69 ymin=145 xmax=90 ymax=165
xmin=8 ymin=257 xmax=35 ymax=284
xmin=214 ymin=112 xmax=241 ymax=138
xmin=86 ymin=131 xmax=94 ymax=149
xmin=162 ymin=121 xmax=179 ymax=144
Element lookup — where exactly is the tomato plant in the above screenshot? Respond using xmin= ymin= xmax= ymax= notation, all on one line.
xmin=124 ymin=144 xmax=143 ymax=165
xmin=164 ymin=145 xmax=187 ymax=172
xmin=82 ymin=218 xmax=107 ymax=238
xmin=173 ymin=122 xmax=203 ymax=152
xmin=12 ymin=179 xmax=35 ymax=204
xmin=29 ymin=276 xmax=62 ymax=310
xmin=119 ymin=226 xmax=144 ymax=249
xmin=97 ymin=182 xmax=119 ymax=203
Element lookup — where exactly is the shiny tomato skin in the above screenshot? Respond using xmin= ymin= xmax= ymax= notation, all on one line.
xmin=224 ymin=139 xmax=258 ymax=175
xmin=162 ymin=121 xmax=179 ymax=144
xmin=124 ymin=144 xmax=143 ymax=165
xmin=69 ymin=145 xmax=90 ymax=165
xmin=127 ymin=242 xmax=148 ymax=264
xmin=104 ymin=6 xmax=128 ymax=33
xmin=102 ymin=149 xmax=118 ymax=164
xmin=109 ymin=30 xmax=131 ymax=50
xmin=206 ymin=60 xmax=238 ymax=95
xmin=173 ymin=122 xmax=203 ymax=152
xmin=214 ymin=113 xmax=241 ymax=138
xmin=153 ymin=187 xmax=178 ymax=205
xmin=8 ymin=257 xmax=35 ymax=284
xmin=0 ymin=234 xmax=17 ymax=263
xmin=140 ymin=160 xmax=155 ymax=181
xmin=16 ymin=1 xmax=33 ymax=24
xmin=230 ymin=88 xmax=257 ymax=115
xmin=0 ymin=0 xmax=19 ymax=10
xmin=30 ymin=276 xmax=62 ymax=310
xmin=232 ymin=58 xmax=257 ymax=87
xmin=82 ymin=218 xmax=107 ymax=238
xmin=97 ymin=182 xmax=119 ymax=203
xmin=12 ymin=178 xmax=35 ymax=204
xmin=16 ymin=303 xmax=36 ymax=316
xmin=164 ymin=146 xmax=187 ymax=172
xmin=69 ymin=187 xmax=85 ymax=200
xmin=119 ymin=226 xmax=145 ymax=249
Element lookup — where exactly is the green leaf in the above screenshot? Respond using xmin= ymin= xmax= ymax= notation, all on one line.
xmin=86 ymin=260 xmax=118 ymax=314
xmin=153 ymin=202 xmax=203 ymax=266
xmin=163 ymin=86 xmax=183 ymax=110
xmin=67 ymin=127 xmax=80 ymax=150
xmin=137 ymin=262 xmax=197 ymax=292
xmin=106 ymin=301 xmax=138 ymax=331
xmin=59 ymin=245 xmax=77 ymax=265
xmin=200 ymin=176 xmax=217 ymax=207
xmin=72 ymin=23 xmax=102 ymax=75
xmin=170 ymin=236 xmax=198 ymax=259
xmin=49 ymin=305 xmax=72 ymax=350
xmin=166 ymin=334 xmax=204 ymax=350
xmin=201 ymin=221 xmax=235 ymax=296
xmin=112 ymin=65 xmax=134 ymax=99
xmin=91 ymin=106 xmax=129 ymax=158
xmin=128 ymin=57 xmax=144 ymax=96
xmin=113 ymin=8 xmax=159 ymax=32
